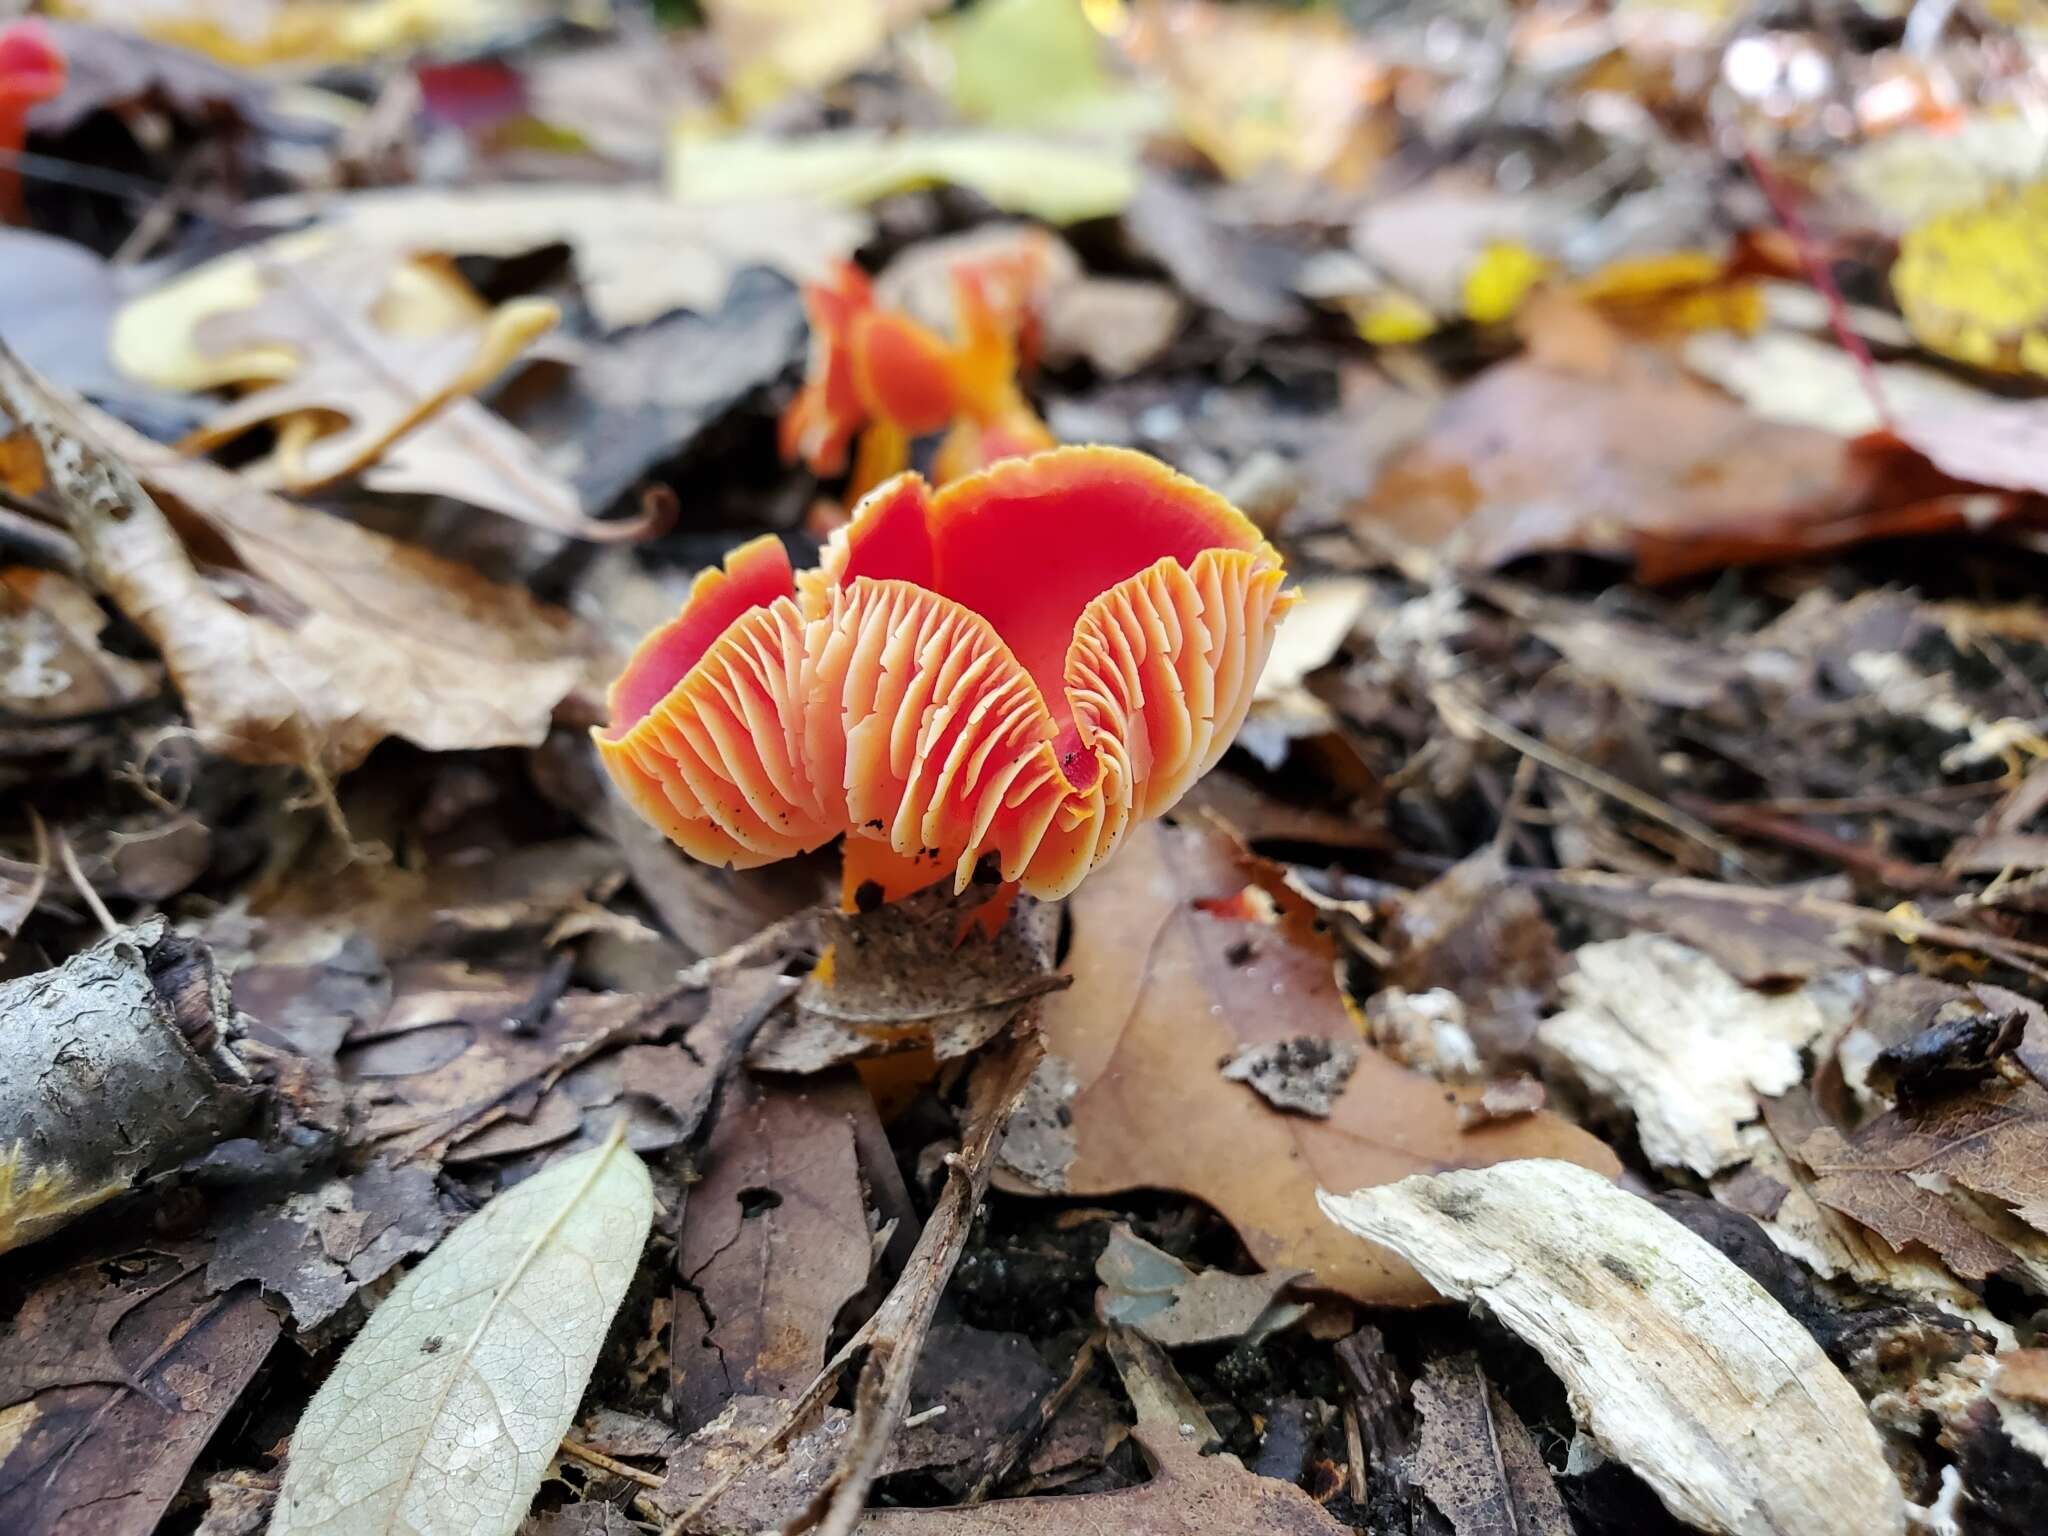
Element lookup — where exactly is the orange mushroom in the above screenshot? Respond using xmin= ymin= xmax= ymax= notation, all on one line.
xmin=0 ymin=21 xmax=65 ymax=223
xmin=596 ymin=445 xmax=1293 ymax=901
xmin=779 ymin=256 xmax=1057 ymax=497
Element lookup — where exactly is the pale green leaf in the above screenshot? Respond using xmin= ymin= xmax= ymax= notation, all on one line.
xmin=268 ymin=1134 xmax=654 ymax=1536
xmin=667 ymin=129 xmax=1136 ymax=224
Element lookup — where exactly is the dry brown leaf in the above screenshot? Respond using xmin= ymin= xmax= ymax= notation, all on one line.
xmin=858 ymin=1421 xmax=1347 ymax=1534
xmin=178 ymin=242 xmax=644 ymax=540
xmin=672 ymin=1072 xmax=875 ymax=1433
xmin=0 ymin=347 xmax=585 ymax=775
xmin=1353 ymin=346 xmax=1885 ymax=574
xmin=1786 ymin=1079 xmax=2048 ymax=1274
xmin=1009 ymin=818 xmax=1618 ymax=1305
xmin=0 ymin=1260 xmax=279 ymax=1536
xmin=0 ymin=565 xmax=160 ymax=721
xmin=1412 ymin=1355 xmax=1573 ymax=1536
xmin=1095 ymin=1223 xmax=1309 ymax=1348
xmin=1320 ymin=1161 xmax=1907 ymax=1536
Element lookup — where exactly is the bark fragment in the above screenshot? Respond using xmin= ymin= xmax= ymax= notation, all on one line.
xmin=1321 ymin=1159 xmax=1907 ymax=1536
xmin=0 ymin=918 xmax=256 ymax=1253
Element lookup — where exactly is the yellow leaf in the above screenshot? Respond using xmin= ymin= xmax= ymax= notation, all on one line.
xmin=111 ymin=231 xmax=483 ymax=392
xmin=1349 ymin=290 xmax=1437 ymax=346
xmin=923 ymin=0 xmax=1166 ymax=136
xmin=1569 ymin=251 xmax=1764 ymax=337
xmin=707 ymin=0 xmax=941 ymax=119
xmin=667 ymin=127 xmax=1136 ymax=223
xmin=1125 ymin=1 xmax=1387 ymax=185
xmin=1893 ymin=179 xmax=2048 ymax=375
xmin=1463 ymin=241 xmax=1551 ymax=325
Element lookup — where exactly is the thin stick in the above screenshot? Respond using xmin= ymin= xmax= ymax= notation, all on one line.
xmin=54 ymin=830 xmax=117 ymax=936
xmin=1432 ymin=683 xmax=1759 ymax=878
xmin=1743 ymin=145 xmax=1893 ymax=433
xmin=558 ymin=1435 xmax=664 ymax=1489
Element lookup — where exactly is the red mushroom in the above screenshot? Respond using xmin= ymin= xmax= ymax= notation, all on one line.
xmin=596 ymin=445 xmax=1293 ymax=900
xmin=0 ymin=21 xmax=64 ymax=223
xmin=779 ymin=260 xmax=966 ymax=496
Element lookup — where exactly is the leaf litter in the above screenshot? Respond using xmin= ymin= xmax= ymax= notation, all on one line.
xmin=9 ymin=4 xmax=2048 ymax=1535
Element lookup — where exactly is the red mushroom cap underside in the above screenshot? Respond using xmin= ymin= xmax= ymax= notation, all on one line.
xmin=596 ymin=445 xmax=1292 ymax=898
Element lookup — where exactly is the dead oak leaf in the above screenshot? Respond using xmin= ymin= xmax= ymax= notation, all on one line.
xmin=1007 ymin=818 xmax=1617 ymax=1305
xmin=0 ymin=350 xmax=585 ymax=775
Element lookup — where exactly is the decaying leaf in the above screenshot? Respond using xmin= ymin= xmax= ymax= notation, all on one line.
xmin=253 ymin=186 xmax=870 ymax=332
xmin=1008 ymin=818 xmax=1617 ymax=1304
xmin=1411 ymin=1354 xmax=1572 ymax=1536
xmin=0 ymin=345 xmax=586 ymax=775
xmin=1353 ymin=345 xmax=1883 ymax=573
xmin=672 ymin=1072 xmax=876 ymax=1432
xmin=1784 ymin=1078 xmax=2048 ymax=1277
xmin=205 ymin=1160 xmax=452 ymax=1330
xmin=856 ymin=1330 xmax=1351 ymax=1535
xmin=1383 ymin=845 xmax=1563 ymax=1064
xmin=0 ymin=918 xmax=255 ymax=1255
xmin=0 ymin=1262 xmax=280 ymax=1536
xmin=177 ymin=243 xmax=605 ymax=534
xmin=270 ymin=1131 xmax=654 ymax=1536
xmin=749 ymin=883 xmax=1061 ymax=1074
xmin=0 ymin=564 xmax=160 ymax=721
xmin=1537 ymin=932 xmax=1840 ymax=1176
xmin=1319 ymin=1160 xmax=1907 ymax=1536
xmin=1096 ymin=1223 xmax=1309 ymax=1348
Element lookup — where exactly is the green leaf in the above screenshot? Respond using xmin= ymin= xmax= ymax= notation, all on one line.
xmin=268 ymin=1132 xmax=654 ymax=1536
xmin=667 ymin=129 xmax=1136 ymax=224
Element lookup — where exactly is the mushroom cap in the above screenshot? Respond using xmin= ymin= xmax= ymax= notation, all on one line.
xmin=778 ymin=261 xmax=870 ymax=476
xmin=0 ymin=21 xmax=65 ymax=109
xmin=597 ymin=445 xmax=1292 ymax=898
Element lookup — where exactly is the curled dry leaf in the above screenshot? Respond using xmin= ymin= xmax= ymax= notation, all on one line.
xmin=1319 ymin=1160 xmax=1907 ymax=1536
xmin=1537 ymin=933 xmax=1838 ymax=1177
xmin=0 ymin=344 xmax=585 ymax=775
xmin=1007 ymin=818 xmax=1617 ymax=1304
xmin=269 ymin=1131 xmax=654 ymax=1536
xmin=0 ymin=564 xmax=160 ymax=721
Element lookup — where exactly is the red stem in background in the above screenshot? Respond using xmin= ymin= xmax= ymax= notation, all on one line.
xmin=1742 ymin=144 xmax=1894 ymax=433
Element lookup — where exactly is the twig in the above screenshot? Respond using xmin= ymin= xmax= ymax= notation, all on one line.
xmin=658 ymin=1027 xmax=1044 ymax=1536
xmin=54 ymin=830 xmax=117 ymax=936
xmin=1529 ymin=868 xmax=2048 ymax=983
xmin=559 ymin=1435 xmax=664 ymax=1489
xmin=963 ymin=1331 xmax=1103 ymax=1504
xmin=1431 ymin=682 xmax=1759 ymax=878
xmin=1741 ymin=145 xmax=1892 ymax=433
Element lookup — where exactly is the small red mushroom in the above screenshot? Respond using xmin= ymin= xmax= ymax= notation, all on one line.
xmin=779 ymin=255 xmax=1057 ymax=496
xmin=595 ymin=445 xmax=1293 ymax=900
xmin=0 ymin=21 xmax=64 ymax=223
